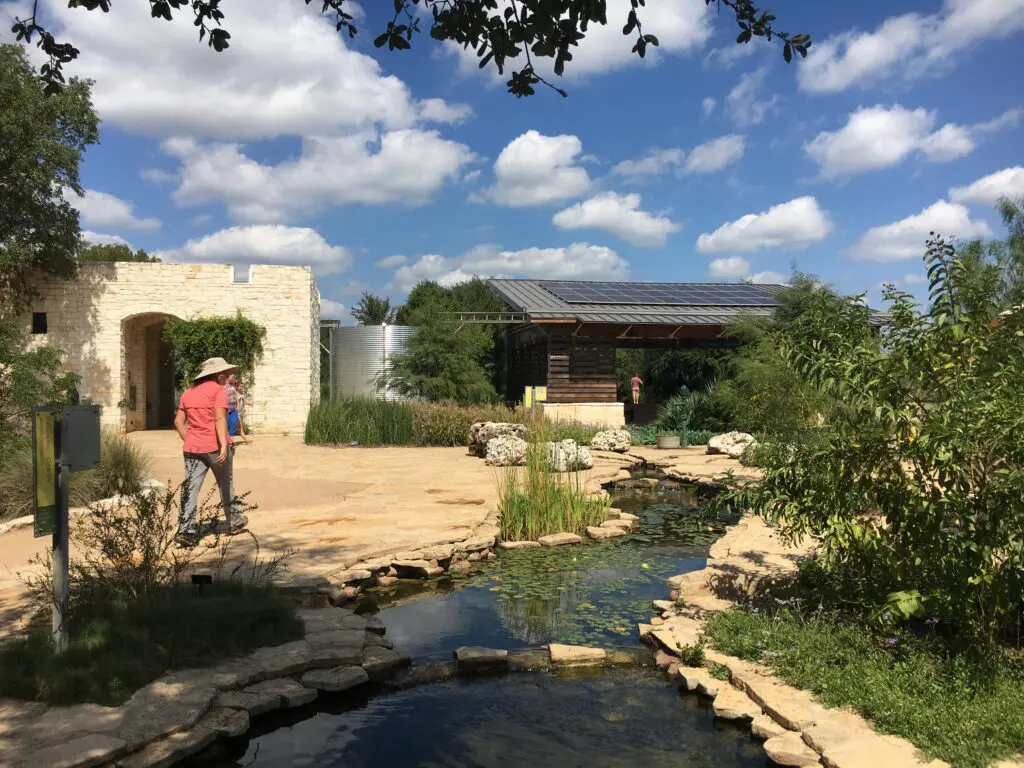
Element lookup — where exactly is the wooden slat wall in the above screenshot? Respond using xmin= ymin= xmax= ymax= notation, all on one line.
xmin=506 ymin=340 xmax=547 ymax=401
xmin=546 ymin=337 xmax=617 ymax=403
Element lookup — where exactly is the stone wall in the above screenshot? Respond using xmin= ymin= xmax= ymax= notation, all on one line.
xmin=24 ymin=263 xmax=319 ymax=434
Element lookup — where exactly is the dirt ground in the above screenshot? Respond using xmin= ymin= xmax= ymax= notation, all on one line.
xmin=0 ymin=432 xmax=645 ymax=637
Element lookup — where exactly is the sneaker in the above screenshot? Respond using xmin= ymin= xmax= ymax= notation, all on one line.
xmin=175 ymin=529 xmax=201 ymax=548
xmin=228 ymin=513 xmax=248 ymax=533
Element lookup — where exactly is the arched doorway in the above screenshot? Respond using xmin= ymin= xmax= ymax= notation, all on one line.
xmin=121 ymin=313 xmax=180 ymax=432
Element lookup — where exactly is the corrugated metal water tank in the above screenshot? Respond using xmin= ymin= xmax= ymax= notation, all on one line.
xmin=329 ymin=325 xmax=416 ymax=400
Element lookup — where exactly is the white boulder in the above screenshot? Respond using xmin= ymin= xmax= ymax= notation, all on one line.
xmin=468 ymin=422 xmax=526 ymax=457
xmin=706 ymin=431 xmax=757 ymax=459
xmin=547 ymin=439 xmax=594 ymax=472
xmin=484 ymin=435 xmax=528 ymax=467
xmin=589 ymin=428 xmax=631 ymax=453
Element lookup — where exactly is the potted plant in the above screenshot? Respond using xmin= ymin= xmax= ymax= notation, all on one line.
xmin=655 ymin=431 xmax=681 ymax=449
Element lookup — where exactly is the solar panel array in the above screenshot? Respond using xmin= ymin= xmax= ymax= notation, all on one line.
xmin=537 ymin=281 xmax=780 ymax=306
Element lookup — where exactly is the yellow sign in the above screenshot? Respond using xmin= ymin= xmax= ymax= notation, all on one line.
xmin=33 ymin=410 xmax=57 ymax=537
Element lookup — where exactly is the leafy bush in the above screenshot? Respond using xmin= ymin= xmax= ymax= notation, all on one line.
xmin=713 ymin=236 xmax=1024 ymax=643
xmin=94 ymin=431 xmax=150 ymax=497
xmin=163 ymin=311 xmax=266 ymax=385
xmin=6 ymin=485 xmax=300 ymax=704
xmin=497 ymin=419 xmax=608 ymax=541
xmin=654 ymin=387 xmax=702 ymax=433
xmin=304 ymin=398 xmax=415 ymax=446
xmin=626 ymin=426 xmax=714 ymax=446
xmin=411 ymin=400 xmax=521 ymax=446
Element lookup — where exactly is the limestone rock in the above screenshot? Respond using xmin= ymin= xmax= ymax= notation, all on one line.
xmin=27 ymin=733 xmax=126 ymax=768
xmin=712 ymin=686 xmax=761 ymax=721
xmin=587 ymin=525 xmax=627 ymax=540
xmin=200 ymin=708 xmax=249 ymax=739
xmin=23 ymin=703 xmax=123 ymax=744
xmin=454 ymin=647 xmax=509 ymax=674
xmin=762 ymin=731 xmax=821 ymax=767
xmin=117 ymin=679 xmax=216 ymax=751
xmin=751 ymin=714 xmax=787 ymax=740
xmin=611 ymin=511 xmax=640 ymax=524
xmin=301 ymin=666 xmax=370 ymax=692
xmin=589 ymin=429 xmax=631 ymax=453
xmin=549 ymin=644 xmax=606 ymax=666
xmin=537 ymin=532 xmax=583 ymax=546
xmin=305 ymin=629 xmax=364 ymax=650
xmin=448 ymin=560 xmax=472 ymax=574
xmin=652 ymin=599 xmax=675 ymax=613
xmin=161 ymin=662 xmax=256 ymax=692
xmin=469 ymin=422 xmax=526 ymax=457
xmin=364 ymin=631 xmax=394 ymax=649
xmin=365 ymin=615 xmax=386 ymax=635
xmin=247 ymin=640 xmax=312 ymax=678
xmin=215 ymin=688 xmax=280 ymax=717
xmin=420 ymin=543 xmax=456 ymax=561
xmin=333 ymin=569 xmax=372 ymax=584
xmin=298 ymin=608 xmax=367 ymax=634
xmin=600 ymin=519 xmax=634 ymax=531
xmin=498 ymin=540 xmax=541 ymax=550
xmin=243 ymin=678 xmax=317 ymax=709
xmin=673 ymin=666 xmax=710 ymax=692
xmin=308 ymin=642 xmax=364 ymax=668
xmin=706 ymin=431 xmax=757 ymax=459
xmin=362 ymin=646 xmax=412 ymax=681
xmin=484 ymin=435 xmax=528 ymax=467
xmin=654 ymin=650 xmax=676 ymax=669
xmin=116 ymin=727 xmax=216 ymax=768
xmin=377 ymin=575 xmax=399 ymax=586
xmin=547 ymin=439 xmax=594 ymax=472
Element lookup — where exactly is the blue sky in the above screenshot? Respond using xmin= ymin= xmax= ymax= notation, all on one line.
xmin=5 ymin=0 xmax=1023 ymax=321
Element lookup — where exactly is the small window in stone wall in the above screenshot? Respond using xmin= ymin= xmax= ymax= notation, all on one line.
xmin=233 ymin=264 xmax=251 ymax=284
xmin=31 ymin=312 xmax=47 ymax=334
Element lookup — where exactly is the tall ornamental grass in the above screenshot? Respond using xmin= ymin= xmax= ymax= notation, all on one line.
xmin=497 ymin=419 xmax=608 ymax=541
xmin=304 ymin=398 xmax=414 ymax=445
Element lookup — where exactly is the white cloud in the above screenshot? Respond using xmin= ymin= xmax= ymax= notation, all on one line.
xmin=320 ymin=299 xmax=346 ymax=320
xmin=727 ymin=67 xmax=779 ymax=128
xmin=445 ymin=0 xmax=711 ymax=80
xmin=696 ymin=197 xmax=833 ymax=254
xmin=482 ymin=131 xmax=591 ymax=207
xmin=552 ymin=192 xmax=681 ymax=247
xmin=708 ymin=257 xmax=750 ymax=278
xmin=375 ymin=255 xmax=408 ymax=269
xmin=391 ymin=243 xmax=628 ymax=292
xmin=902 ymin=273 xmax=928 ymax=285
xmin=35 ymin=0 xmax=470 ymax=140
xmin=166 ymin=131 xmax=475 ymax=223
xmin=798 ymin=1 xmax=1024 ymax=94
xmin=611 ymin=148 xmax=684 ymax=180
xmin=704 ymin=37 xmax=768 ymax=69
xmin=702 ymin=97 xmax=717 ymax=116
xmin=804 ymin=105 xmax=1016 ymax=179
xmin=64 ymin=189 xmax=160 ymax=233
xmin=949 ymin=166 xmax=1024 ymax=207
xmin=685 ymin=135 xmax=746 ymax=174
xmin=82 ymin=232 xmax=132 ymax=247
xmin=140 ymin=168 xmax=176 ymax=184
xmin=154 ymin=225 xmax=353 ymax=275
xmin=846 ymin=200 xmax=993 ymax=262
xmin=751 ymin=271 xmax=788 ymax=284
xmin=610 ymin=135 xmax=745 ymax=180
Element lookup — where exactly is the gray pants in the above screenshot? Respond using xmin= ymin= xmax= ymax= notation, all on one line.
xmin=179 ymin=448 xmax=234 ymax=533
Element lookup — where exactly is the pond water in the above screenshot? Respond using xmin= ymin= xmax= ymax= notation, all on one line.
xmin=357 ymin=475 xmax=732 ymax=658
xmin=209 ymin=668 xmax=765 ymax=768
xmin=200 ymin=473 xmax=754 ymax=768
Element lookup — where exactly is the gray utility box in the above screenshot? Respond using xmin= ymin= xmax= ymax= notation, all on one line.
xmin=61 ymin=405 xmax=102 ymax=472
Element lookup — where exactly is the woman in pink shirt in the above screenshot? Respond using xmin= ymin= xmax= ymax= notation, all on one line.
xmin=173 ymin=357 xmax=248 ymax=542
xmin=630 ymin=374 xmax=643 ymax=404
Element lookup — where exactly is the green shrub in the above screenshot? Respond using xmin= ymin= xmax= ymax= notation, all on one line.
xmin=411 ymin=401 xmax=521 ymax=446
xmin=497 ymin=418 xmax=608 ymax=541
xmin=626 ymin=426 xmax=714 ymax=447
xmin=545 ymin=421 xmax=602 ymax=445
xmin=304 ymin=398 xmax=414 ymax=445
xmin=94 ymin=432 xmax=150 ymax=497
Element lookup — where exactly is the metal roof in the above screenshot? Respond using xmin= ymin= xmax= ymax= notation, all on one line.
xmin=487 ymin=278 xmax=782 ymax=325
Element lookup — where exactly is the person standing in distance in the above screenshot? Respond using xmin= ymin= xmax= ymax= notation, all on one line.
xmin=173 ymin=357 xmax=248 ymax=543
xmin=630 ymin=374 xmax=643 ymax=405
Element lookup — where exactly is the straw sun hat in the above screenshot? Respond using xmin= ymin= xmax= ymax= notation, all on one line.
xmin=194 ymin=357 xmax=240 ymax=381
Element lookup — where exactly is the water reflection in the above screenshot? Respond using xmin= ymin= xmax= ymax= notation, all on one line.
xmin=209 ymin=669 xmax=765 ymax=768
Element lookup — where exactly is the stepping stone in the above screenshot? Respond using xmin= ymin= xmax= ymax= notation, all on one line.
xmin=308 ymin=643 xmax=364 ymax=668
xmin=712 ymin=686 xmax=761 ymax=721
xmin=365 ymin=616 xmax=386 ymax=635
xmin=215 ymin=688 xmax=281 ymax=717
xmin=243 ymin=679 xmax=317 ymax=709
xmin=27 ymin=733 xmax=126 ymax=768
xmin=301 ymin=666 xmax=370 ymax=692
xmin=537 ymin=533 xmax=582 ymax=547
xmin=586 ymin=526 xmax=627 ymax=540
xmin=762 ymin=731 xmax=821 ymax=767
xmin=299 ymin=608 xmax=367 ymax=634
xmin=200 ymin=707 xmax=249 ymax=739
xmin=362 ymin=646 xmax=412 ymax=681
xmin=363 ymin=632 xmax=394 ymax=649
xmin=549 ymin=644 xmax=606 ymax=666
xmin=117 ymin=727 xmax=216 ymax=768
xmin=498 ymin=540 xmax=541 ymax=549
xmin=507 ymin=649 xmax=551 ymax=672
xmin=454 ymin=647 xmax=509 ymax=674
xmin=305 ymin=629 xmax=364 ymax=650
xmin=22 ymin=703 xmax=123 ymax=745
xmin=600 ymin=519 xmax=634 ymax=531
xmin=392 ymin=559 xmax=432 ymax=578
xmin=247 ymin=640 xmax=312 ymax=678
xmin=751 ymin=714 xmax=787 ymax=740
xmin=117 ymin=679 xmax=216 ymax=751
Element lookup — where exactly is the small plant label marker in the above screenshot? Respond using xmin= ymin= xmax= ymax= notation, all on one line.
xmin=31 ymin=405 xmax=101 ymax=654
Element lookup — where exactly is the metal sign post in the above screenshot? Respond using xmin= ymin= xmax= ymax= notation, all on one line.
xmin=32 ymin=405 xmax=101 ymax=655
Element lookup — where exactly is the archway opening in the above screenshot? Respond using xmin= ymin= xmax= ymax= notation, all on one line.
xmin=121 ymin=313 xmax=180 ymax=432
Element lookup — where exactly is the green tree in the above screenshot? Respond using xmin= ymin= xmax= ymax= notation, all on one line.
xmin=0 ymin=44 xmax=99 ymax=312
xmin=350 ymin=291 xmax=397 ymax=325
xmin=956 ymin=196 xmax=1024 ymax=317
xmin=716 ymin=236 xmax=1024 ymax=643
xmin=78 ymin=243 xmax=158 ymax=263
xmin=163 ymin=312 xmax=266 ymax=385
xmin=14 ymin=1 xmax=810 ymax=98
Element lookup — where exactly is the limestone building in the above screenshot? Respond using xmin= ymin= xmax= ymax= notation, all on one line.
xmin=25 ymin=262 xmax=320 ymax=434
